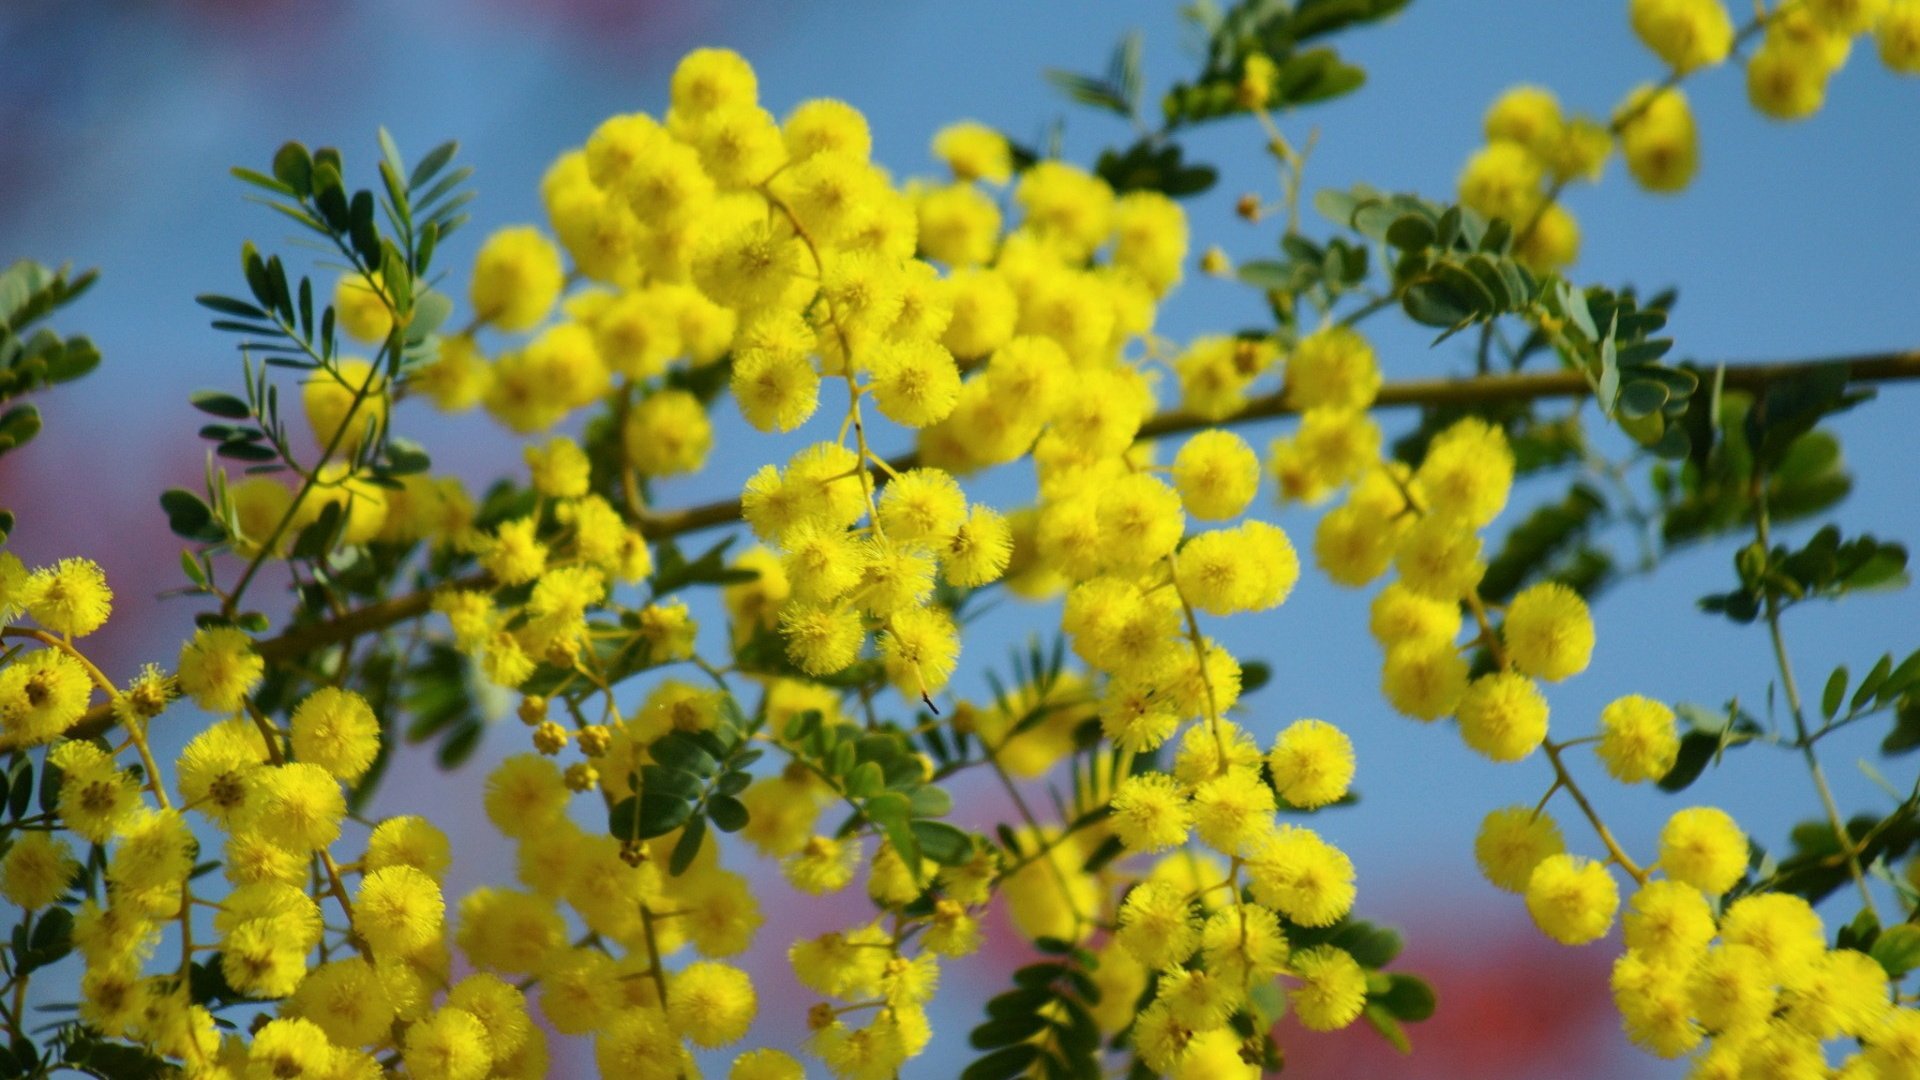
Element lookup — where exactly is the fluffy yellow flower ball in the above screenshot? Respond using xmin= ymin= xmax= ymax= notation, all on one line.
xmin=1289 ymin=945 xmax=1370 ymax=1031
xmin=1501 ymin=581 xmax=1595 ymax=682
xmin=1267 ymin=719 xmax=1355 ymax=809
xmin=1475 ymin=806 xmax=1566 ymax=893
xmin=1455 ymin=672 xmax=1550 ymax=762
xmin=1172 ymin=430 xmax=1261 ymax=520
xmin=1524 ymin=853 xmax=1619 ymax=944
xmin=20 ymin=557 xmax=113 ymax=637
xmin=1615 ymin=85 xmax=1699 ymax=193
xmin=1629 ymin=0 xmax=1735 ymax=73
xmin=1658 ymin=806 xmax=1748 ymax=895
xmin=1596 ymin=694 xmax=1680 ymax=783
xmin=469 ymin=226 xmax=564 ymax=332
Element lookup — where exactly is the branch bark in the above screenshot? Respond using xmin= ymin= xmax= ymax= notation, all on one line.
xmin=39 ymin=347 xmax=1920 ymax=747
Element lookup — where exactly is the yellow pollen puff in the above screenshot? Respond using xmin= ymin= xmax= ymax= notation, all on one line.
xmin=1524 ymin=853 xmax=1619 ymax=945
xmin=1748 ymin=38 xmax=1835 ymax=121
xmin=932 ymin=121 xmax=1013 ymax=185
xmin=289 ymin=686 xmax=381 ymax=783
xmin=1621 ymin=880 xmax=1715 ymax=964
xmin=1596 ymin=694 xmax=1680 ymax=783
xmin=1485 ymin=84 xmax=1563 ymax=156
xmin=1116 ymin=880 xmax=1200 ymax=970
xmin=1109 ymin=772 xmax=1194 ymax=852
xmin=334 ymin=270 xmax=393 ymax=343
xmin=1415 ymin=416 xmax=1515 ymax=527
xmin=176 ymin=625 xmax=264 ymax=713
xmin=1455 ymin=671 xmax=1550 ymax=762
xmin=1014 ymin=161 xmax=1114 ymax=261
xmin=1246 ymin=826 xmax=1356 ymax=926
xmin=298 ymin=358 xmax=389 ymax=462
xmin=1368 ymin=581 xmax=1461 ymax=649
xmin=1629 ymin=0 xmax=1735 ymax=73
xmin=1615 ymin=85 xmax=1699 ymax=193
xmin=1289 ymin=945 xmax=1370 ymax=1031
xmin=785 ymin=98 xmax=871 ymax=163
xmin=1458 ymin=141 xmax=1543 ymax=225
xmin=624 ymin=389 xmax=713 ymax=476
xmin=1475 ymin=806 xmax=1566 ymax=893
xmin=1285 ymin=325 xmax=1381 ymax=411
xmin=1657 ymin=805 xmax=1748 ymax=895
xmin=1393 ymin=515 xmax=1486 ymax=601
xmin=1381 ymin=638 xmax=1471 ymax=722
xmin=524 ymin=437 xmax=591 ymax=499
xmin=916 ymin=183 xmax=1002 ymax=268
xmin=1268 ymin=719 xmax=1356 ymax=809
xmin=470 ymin=226 xmax=565 ymax=332
xmin=1882 ymin=1 xmax=1920 ymax=73
xmin=415 ymin=334 xmax=491 ymax=413
xmin=868 ymin=337 xmax=962 ymax=429
xmin=670 ymin=47 xmax=759 ymax=122
xmin=1501 ymin=581 xmax=1595 ymax=682
xmin=1172 ymin=430 xmax=1260 ymax=520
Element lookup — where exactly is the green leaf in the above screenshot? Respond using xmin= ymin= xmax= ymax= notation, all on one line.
xmin=668 ymin=814 xmax=706 ymax=875
xmin=190 ymin=390 xmax=253 ymax=419
xmin=409 ymin=141 xmax=460 ymax=192
xmin=960 ymin=1045 xmax=1042 ymax=1080
xmin=650 ymin=733 xmax=718 ymax=777
xmin=1401 ymin=282 xmax=1470 ymax=328
xmin=230 ymin=166 xmax=297 ymax=197
xmin=639 ymin=765 xmax=701 ymax=801
xmin=1043 ymin=70 xmax=1132 ymax=116
xmin=1373 ymin=972 xmax=1436 ymax=1022
xmin=0 ymin=405 xmax=42 ymax=454
xmin=195 ymin=294 xmax=269 ymax=321
xmin=866 ymin=791 xmax=920 ymax=873
xmin=968 ymin=1014 xmax=1048 ymax=1050
xmin=1871 ymin=924 xmax=1920 ymax=979
xmin=609 ymin=790 xmax=694 ymax=841
xmin=911 ymin=820 xmax=974 ymax=866
xmin=1618 ymin=379 xmax=1670 ymax=420
xmin=160 ymin=489 xmax=225 ymax=544
xmin=1385 ymin=214 xmax=1436 ymax=251
xmin=707 ymin=794 xmax=749 ymax=833
xmin=845 ymin=761 xmax=884 ymax=799
xmin=1364 ymin=1003 xmax=1413 ymax=1054
xmin=1330 ymin=920 xmax=1404 ymax=969
xmin=1823 ymin=667 xmax=1849 ymax=721
xmin=908 ymin=784 xmax=952 ymax=818
xmin=1886 ymin=697 xmax=1920 ymax=756
xmin=1659 ymin=731 xmax=1728 ymax=792
xmin=7 ymin=758 xmax=31 ymax=819
xmin=9 ymin=760 xmax=36 ymax=820
xmin=1274 ymin=48 xmax=1366 ymax=107
xmin=271 ymin=142 xmax=313 ymax=197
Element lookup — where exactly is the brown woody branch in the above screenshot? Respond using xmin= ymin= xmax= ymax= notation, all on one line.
xmin=42 ymin=348 xmax=1920 ymax=747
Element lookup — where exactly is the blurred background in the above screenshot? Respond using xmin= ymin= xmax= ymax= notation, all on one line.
xmin=2 ymin=0 xmax=1917 ymax=1076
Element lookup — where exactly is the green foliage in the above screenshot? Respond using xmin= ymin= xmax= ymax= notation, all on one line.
xmin=966 ymin=939 xmax=1106 ymax=1080
xmin=1657 ymin=702 xmax=1762 ymax=793
xmin=1757 ymin=800 xmax=1920 ymax=906
xmin=1162 ymin=0 xmax=1403 ymax=125
xmin=1700 ymin=525 xmax=1908 ymax=623
xmin=607 ymin=703 xmax=764 ymax=872
xmin=1045 ymin=32 xmax=1145 ymax=120
xmin=0 ymin=261 xmax=100 ymax=512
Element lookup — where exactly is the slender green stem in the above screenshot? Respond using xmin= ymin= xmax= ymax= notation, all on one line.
xmin=1753 ymin=472 xmax=1878 ymax=916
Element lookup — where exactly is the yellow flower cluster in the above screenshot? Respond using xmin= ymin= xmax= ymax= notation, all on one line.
xmin=8 ymin=5 xmax=1914 ymax=1074
xmin=1460 ymin=85 xmax=1611 ymax=269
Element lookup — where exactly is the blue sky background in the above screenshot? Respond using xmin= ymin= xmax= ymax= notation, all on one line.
xmin=2 ymin=1 xmax=1917 ymax=1076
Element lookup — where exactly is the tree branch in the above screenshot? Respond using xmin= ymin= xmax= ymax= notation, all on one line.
xmin=35 ymin=347 xmax=1920 ymax=748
